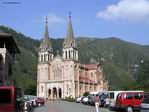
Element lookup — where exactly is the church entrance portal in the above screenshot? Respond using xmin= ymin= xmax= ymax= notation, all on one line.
xmin=59 ymin=88 xmax=62 ymax=99
xmin=53 ymin=87 xmax=57 ymax=99
xmin=48 ymin=89 xmax=51 ymax=98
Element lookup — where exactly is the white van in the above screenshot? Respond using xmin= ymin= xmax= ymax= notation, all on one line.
xmin=109 ymin=91 xmax=124 ymax=110
xmin=90 ymin=91 xmax=101 ymax=96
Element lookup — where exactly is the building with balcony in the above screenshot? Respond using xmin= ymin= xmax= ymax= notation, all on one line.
xmin=0 ymin=30 xmax=20 ymax=85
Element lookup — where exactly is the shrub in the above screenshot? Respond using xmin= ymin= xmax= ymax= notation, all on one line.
xmin=83 ymin=92 xmax=89 ymax=97
xmin=64 ymin=96 xmax=75 ymax=102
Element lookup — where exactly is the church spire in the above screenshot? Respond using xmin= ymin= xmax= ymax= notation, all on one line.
xmin=63 ymin=12 xmax=77 ymax=49
xmin=39 ymin=17 xmax=52 ymax=52
xmin=62 ymin=13 xmax=78 ymax=61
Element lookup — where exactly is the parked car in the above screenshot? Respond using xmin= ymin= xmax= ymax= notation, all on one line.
xmin=81 ymin=96 xmax=85 ymax=103
xmin=115 ymin=91 xmax=144 ymax=112
xmin=35 ymin=97 xmax=45 ymax=107
xmin=82 ymin=96 xmax=89 ymax=105
xmin=24 ymin=99 xmax=32 ymax=112
xmin=88 ymin=95 xmax=96 ymax=106
xmin=24 ymin=95 xmax=37 ymax=107
xmin=88 ymin=91 xmax=101 ymax=106
xmin=75 ymin=96 xmax=82 ymax=103
xmin=140 ymin=96 xmax=149 ymax=112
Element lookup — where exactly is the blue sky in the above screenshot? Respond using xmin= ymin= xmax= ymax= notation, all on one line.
xmin=0 ymin=0 xmax=149 ymax=45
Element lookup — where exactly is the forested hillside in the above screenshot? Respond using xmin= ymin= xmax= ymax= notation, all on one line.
xmin=0 ymin=26 xmax=149 ymax=94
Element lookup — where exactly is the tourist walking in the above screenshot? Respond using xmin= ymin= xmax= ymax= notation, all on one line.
xmin=104 ymin=96 xmax=110 ymax=112
xmin=95 ymin=94 xmax=100 ymax=112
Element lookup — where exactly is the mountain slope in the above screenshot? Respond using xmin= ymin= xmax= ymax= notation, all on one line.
xmin=0 ymin=26 xmax=149 ymax=93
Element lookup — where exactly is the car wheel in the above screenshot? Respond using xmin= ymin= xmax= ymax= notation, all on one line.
xmin=126 ymin=106 xmax=133 ymax=112
xmin=37 ymin=103 xmax=42 ymax=107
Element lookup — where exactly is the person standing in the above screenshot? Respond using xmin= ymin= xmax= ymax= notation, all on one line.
xmin=104 ymin=96 xmax=110 ymax=112
xmin=95 ymin=94 xmax=100 ymax=112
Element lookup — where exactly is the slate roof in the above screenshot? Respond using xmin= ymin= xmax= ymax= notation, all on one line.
xmin=0 ymin=32 xmax=20 ymax=53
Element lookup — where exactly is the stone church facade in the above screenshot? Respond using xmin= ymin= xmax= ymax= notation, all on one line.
xmin=37 ymin=15 xmax=108 ymax=99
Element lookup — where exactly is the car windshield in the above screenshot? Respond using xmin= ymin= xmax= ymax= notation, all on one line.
xmin=116 ymin=93 xmax=122 ymax=101
xmin=110 ymin=93 xmax=114 ymax=99
xmin=24 ymin=95 xmax=37 ymax=100
xmin=0 ymin=89 xmax=11 ymax=104
xmin=100 ymin=93 xmax=106 ymax=100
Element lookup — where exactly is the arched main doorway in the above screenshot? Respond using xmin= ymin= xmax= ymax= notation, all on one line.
xmin=53 ymin=87 xmax=57 ymax=99
xmin=48 ymin=89 xmax=51 ymax=98
xmin=59 ymin=88 xmax=62 ymax=99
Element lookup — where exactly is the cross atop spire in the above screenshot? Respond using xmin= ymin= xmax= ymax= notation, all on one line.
xmin=46 ymin=17 xmax=48 ymax=25
xmin=69 ymin=11 xmax=71 ymax=18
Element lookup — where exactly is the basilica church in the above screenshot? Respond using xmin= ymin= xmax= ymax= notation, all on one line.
xmin=37 ymin=15 xmax=108 ymax=99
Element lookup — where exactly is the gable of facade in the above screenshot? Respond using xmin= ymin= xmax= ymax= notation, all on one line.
xmin=50 ymin=55 xmax=63 ymax=81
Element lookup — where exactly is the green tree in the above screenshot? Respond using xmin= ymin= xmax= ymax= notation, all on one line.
xmin=137 ymin=60 xmax=149 ymax=88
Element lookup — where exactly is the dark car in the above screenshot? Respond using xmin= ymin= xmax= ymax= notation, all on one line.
xmin=99 ymin=93 xmax=109 ymax=107
xmin=24 ymin=99 xmax=32 ymax=112
xmin=35 ymin=97 xmax=45 ymax=107
xmin=88 ymin=95 xmax=96 ymax=106
xmin=140 ymin=96 xmax=149 ymax=112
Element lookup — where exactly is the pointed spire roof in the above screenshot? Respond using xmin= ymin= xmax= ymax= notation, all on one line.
xmin=63 ymin=12 xmax=77 ymax=49
xmin=39 ymin=17 xmax=53 ymax=52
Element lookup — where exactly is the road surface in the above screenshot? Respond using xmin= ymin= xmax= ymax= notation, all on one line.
xmin=33 ymin=100 xmax=113 ymax=112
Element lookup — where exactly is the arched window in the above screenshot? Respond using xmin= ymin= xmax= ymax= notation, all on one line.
xmin=40 ymin=55 xmax=42 ymax=61
xmin=50 ymin=55 xmax=51 ymax=61
xmin=67 ymin=84 xmax=68 ymax=95
xmin=41 ymin=86 xmax=44 ymax=92
xmin=44 ymin=54 xmax=46 ymax=61
xmin=54 ymin=71 xmax=55 ymax=78
xmin=47 ymin=54 xmax=49 ymax=61
xmin=71 ymin=50 xmax=73 ymax=58
xmin=41 ymin=55 xmax=43 ymax=61
xmin=73 ymin=50 xmax=75 ymax=59
xmin=69 ymin=50 xmax=71 ymax=58
xmin=55 ymin=70 xmax=57 ymax=78
xmin=74 ymin=51 xmax=76 ymax=58
xmin=65 ymin=51 xmax=67 ymax=59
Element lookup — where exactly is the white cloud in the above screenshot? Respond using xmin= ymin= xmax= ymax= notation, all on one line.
xmin=33 ymin=14 xmax=65 ymax=28
xmin=96 ymin=0 xmax=149 ymax=23
xmin=46 ymin=14 xmax=65 ymax=26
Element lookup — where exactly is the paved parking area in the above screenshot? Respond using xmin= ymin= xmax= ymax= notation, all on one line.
xmin=33 ymin=100 xmax=113 ymax=112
